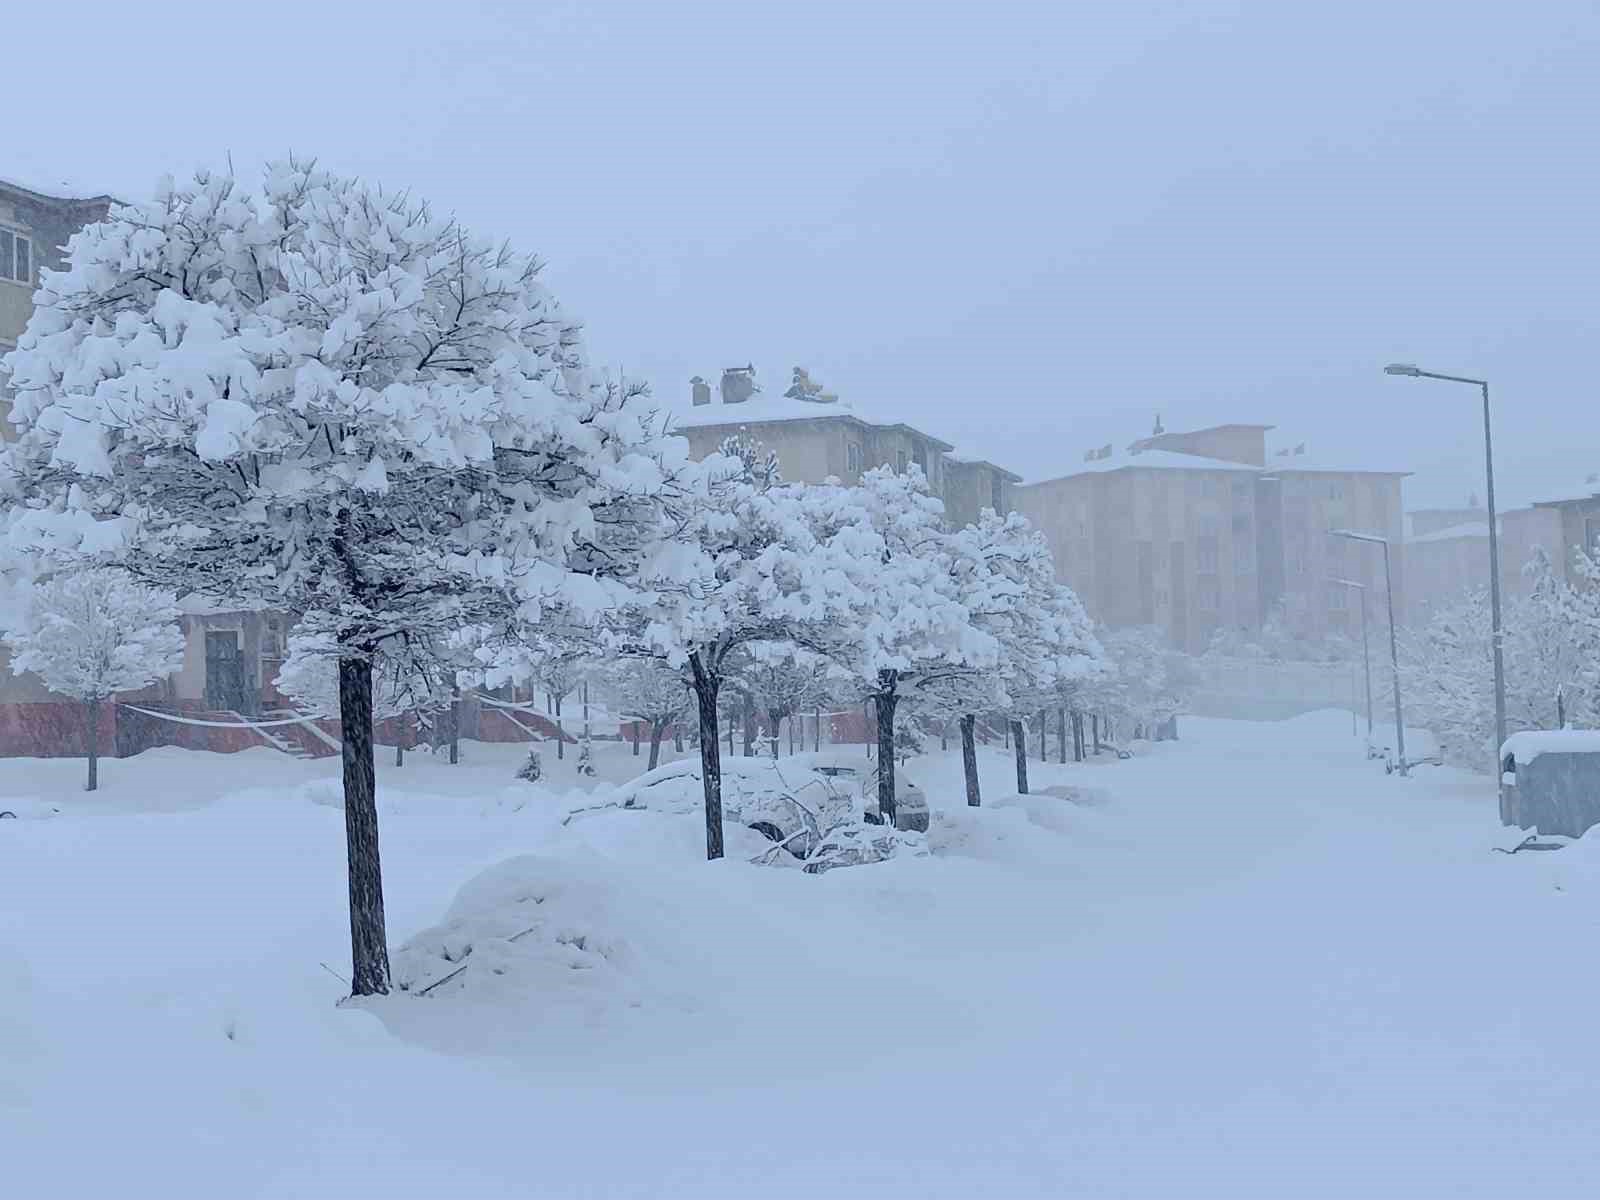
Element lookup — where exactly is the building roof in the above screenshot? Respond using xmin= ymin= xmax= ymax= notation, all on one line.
xmin=0 ymin=174 xmax=117 ymax=207
xmin=668 ymin=395 xmax=955 ymax=451
xmin=1409 ymin=521 xmax=1491 ymax=545
xmin=1023 ymin=448 xmax=1264 ymax=487
xmin=944 ymin=454 xmax=1023 ymax=483
xmin=1530 ymin=476 xmax=1600 ymax=508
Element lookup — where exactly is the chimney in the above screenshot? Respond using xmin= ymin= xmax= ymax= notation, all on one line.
xmin=690 ymin=376 xmax=711 ymax=407
xmin=721 ymin=364 xmax=757 ymax=405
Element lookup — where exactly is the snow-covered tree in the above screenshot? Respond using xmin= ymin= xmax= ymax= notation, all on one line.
xmin=275 ymin=624 xmax=455 ymax=764
xmin=1400 ymin=549 xmax=1599 ymax=770
xmin=629 ymin=438 xmax=856 ymax=858
xmin=1087 ymin=626 xmax=1190 ymax=742
xmin=2 ymin=569 xmax=184 ymax=791
xmin=934 ymin=510 xmax=1102 ymax=801
xmin=810 ymin=467 xmax=999 ymax=822
xmin=604 ymin=657 xmax=690 ymax=769
xmin=0 ymin=162 xmax=678 ymax=995
xmin=728 ymin=643 xmax=833 ymax=758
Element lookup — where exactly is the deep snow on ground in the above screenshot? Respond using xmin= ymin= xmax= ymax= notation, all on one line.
xmin=5 ymin=717 xmax=1600 ymax=1198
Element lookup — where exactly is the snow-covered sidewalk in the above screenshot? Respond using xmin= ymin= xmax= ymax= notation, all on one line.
xmin=4 ymin=715 xmax=1600 ymax=1198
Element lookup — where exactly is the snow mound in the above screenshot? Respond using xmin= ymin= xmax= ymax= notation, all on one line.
xmin=927 ymin=801 xmax=1088 ymax=870
xmin=393 ymin=856 xmax=639 ymax=1002
xmin=380 ymin=855 xmax=702 ymax=1057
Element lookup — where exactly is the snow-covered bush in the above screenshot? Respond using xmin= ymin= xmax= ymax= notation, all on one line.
xmin=2 ymin=569 xmax=184 ymax=790
xmin=0 ymin=161 xmax=680 ymax=995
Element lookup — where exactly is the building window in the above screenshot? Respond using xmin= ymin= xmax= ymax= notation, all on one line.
xmin=0 ymin=229 xmax=32 ymax=284
xmin=1196 ymin=535 xmax=1219 ymax=573
xmin=846 ymin=442 xmax=862 ymax=474
xmin=1329 ymin=481 xmax=1344 ymax=500
xmin=1197 ymin=581 xmax=1220 ymax=611
xmin=1328 ymin=585 xmax=1348 ymax=611
xmin=1234 ymin=539 xmax=1253 ymax=571
xmin=991 ymin=475 xmax=1005 ymax=513
xmin=1587 ymin=517 xmax=1600 ymax=556
xmin=896 ymin=449 xmax=908 ymax=474
xmin=1232 ymin=479 xmax=1253 ymax=506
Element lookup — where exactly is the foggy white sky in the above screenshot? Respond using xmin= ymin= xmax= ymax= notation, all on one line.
xmin=9 ymin=0 xmax=1596 ymax=508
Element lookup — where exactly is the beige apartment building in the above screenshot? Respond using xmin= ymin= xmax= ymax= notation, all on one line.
xmin=1406 ymin=480 xmax=1600 ymax=624
xmin=1016 ymin=422 xmax=1407 ymax=653
xmin=669 ymin=366 xmax=1019 ymax=526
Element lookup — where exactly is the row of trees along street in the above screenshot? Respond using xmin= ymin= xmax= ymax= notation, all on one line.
xmin=0 ymin=162 xmax=1187 ymax=998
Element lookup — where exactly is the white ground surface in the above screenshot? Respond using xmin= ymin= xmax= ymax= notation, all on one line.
xmin=4 ymin=716 xmax=1599 ymax=1198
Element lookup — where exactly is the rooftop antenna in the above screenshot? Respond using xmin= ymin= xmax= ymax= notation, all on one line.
xmin=1152 ymin=412 xmax=1165 ymax=436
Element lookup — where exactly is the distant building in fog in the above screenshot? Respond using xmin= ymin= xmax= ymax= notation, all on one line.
xmin=1015 ymin=421 xmax=1408 ymax=653
xmin=1406 ymin=478 xmax=1600 ymax=625
xmin=668 ymin=364 xmax=1019 ymax=524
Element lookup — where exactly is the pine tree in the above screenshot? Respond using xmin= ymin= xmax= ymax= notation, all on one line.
xmin=0 ymin=162 xmax=677 ymax=995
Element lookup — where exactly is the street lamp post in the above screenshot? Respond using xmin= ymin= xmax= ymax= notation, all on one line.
xmin=1331 ymin=577 xmax=1373 ymax=740
xmin=1385 ymin=364 xmax=1507 ymax=810
xmin=1333 ymin=530 xmax=1405 ymax=775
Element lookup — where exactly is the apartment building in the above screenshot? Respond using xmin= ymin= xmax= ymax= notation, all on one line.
xmin=1016 ymin=422 xmax=1407 ymax=653
xmin=669 ymin=365 xmax=1019 ymax=522
xmin=1406 ymin=480 xmax=1600 ymax=625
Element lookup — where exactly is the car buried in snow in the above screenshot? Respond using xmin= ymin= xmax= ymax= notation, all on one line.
xmin=606 ymin=751 xmax=928 ymax=855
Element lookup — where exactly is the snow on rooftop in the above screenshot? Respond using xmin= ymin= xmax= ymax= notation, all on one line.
xmin=1410 ymin=521 xmax=1491 ymax=545
xmin=0 ymin=170 xmax=119 ymax=203
xmin=1034 ymin=449 xmax=1263 ymax=482
xmin=1501 ymin=730 xmax=1600 ymax=764
xmin=669 ymin=394 xmax=866 ymax=431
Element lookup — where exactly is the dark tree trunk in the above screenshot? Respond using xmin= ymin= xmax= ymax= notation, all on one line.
xmin=83 ymin=697 xmax=100 ymax=792
xmin=554 ymin=695 xmax=564 ymax=760
xmin=1011 ymin=719 xmax=1028 ymax=794
xmin=631 ymin=721 xmax=640 ymax=756
xmin=338 ymin=657 xmax=390 ymax=997
xmin=448 ymin=690 xmax=460 ymax=765
xmin=941 ymin=721 xmax=949 ymax=752
xmin=960 ymin=713 xmax=980 ymax=807
xmin=788 ymin=717 xmax=795 ymax=755
xmin=813 ymin=704 xmax=822 ymax=752
xmin=673 ymin=722 xmax=683 ymax=753
xmin=873 ymin=671 xmax=899 ymax=825
xmin=1093 ymin=714 xmax=1101 ymax=754
xmin=768 ymin=709 xmax=783 ymax=759
xmin=689 ymin=651 xmax=724 ymax=860
xmin=648 ymin=719 xmax=666 ymax=771
xmin=1058 ymin=706 xmax=1068 ymax=764
xmin=742 ymin=695 xmax=757 ymax=758
xmin=395 ymin=738 xmax=404 ymax=768
xmin=1038 ymin=709 xmax=1047 ymax=761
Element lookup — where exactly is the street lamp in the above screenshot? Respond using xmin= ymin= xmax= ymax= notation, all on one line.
xmin=1331 ymin=577 xmax=1373 ymax=741
xmin=1333 ymin=529 xmax=1406 ymax=775
xmin=1385 ymin=364 xmax=1507 ymax=808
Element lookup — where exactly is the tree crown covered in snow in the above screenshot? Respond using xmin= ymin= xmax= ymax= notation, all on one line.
xmin=1 ymin=160 xmax=682 ymax=668
xmin=3 ymin=568 xmax=185 ymax=702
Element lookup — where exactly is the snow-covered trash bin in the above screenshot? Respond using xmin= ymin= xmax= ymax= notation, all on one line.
xmin=1500 ymin=731 xmax=1600 ymax=837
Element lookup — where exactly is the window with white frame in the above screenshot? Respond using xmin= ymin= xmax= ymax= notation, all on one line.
xmin=846 ymin=442 xmax=862 ymax=474
xmin=0 ymin=228 xmax=33 ymax=284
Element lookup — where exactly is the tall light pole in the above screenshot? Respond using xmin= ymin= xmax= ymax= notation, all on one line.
xmin=1331 ymin=576 xmax=1373 ymax=740
xmin=1333 ymin=530 xmax=1405 ymax=775
xmin=1385 ymin=365 xmax=1506 ymax=808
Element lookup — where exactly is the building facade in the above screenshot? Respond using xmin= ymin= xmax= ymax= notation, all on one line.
xmin=1015 ymin=424 xmax=1406 ymax=653
xmin=670 ymin=366 xmax=1017 ymax=522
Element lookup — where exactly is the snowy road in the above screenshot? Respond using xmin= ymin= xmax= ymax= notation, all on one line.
xmin=5 ymin=716 xmax=1600 ymax=1197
